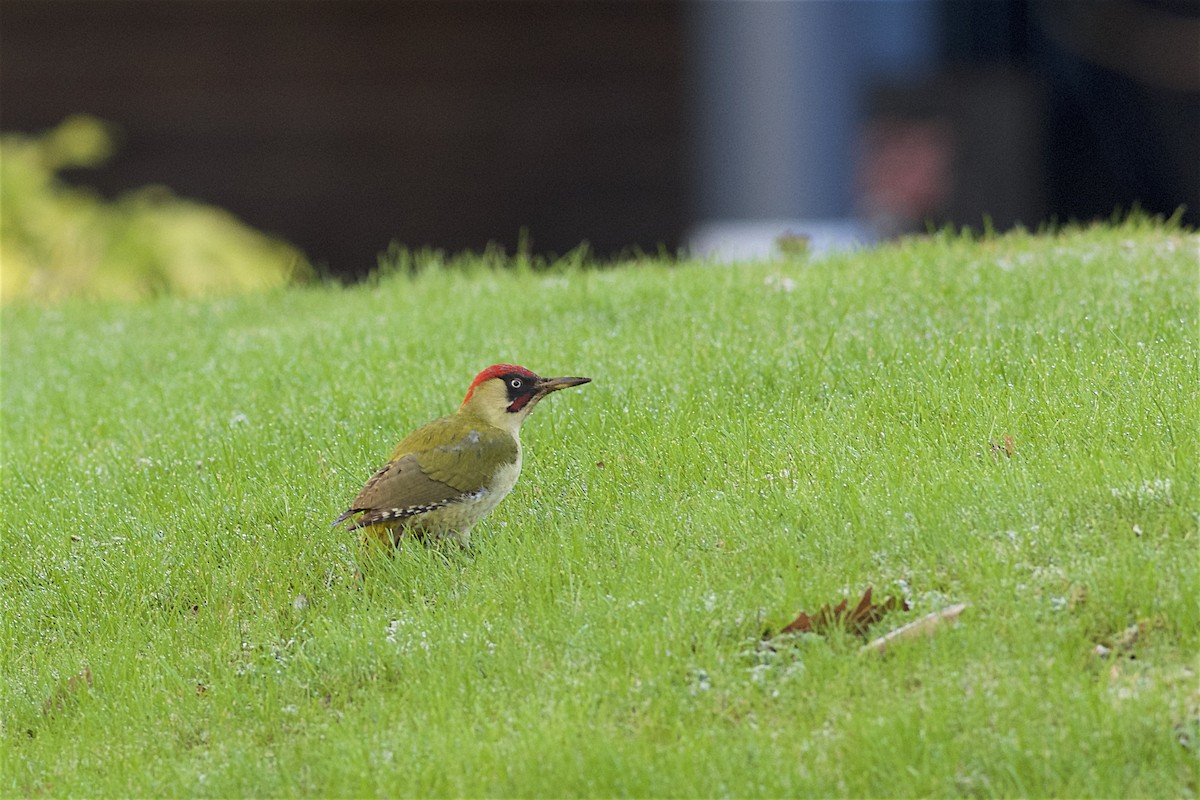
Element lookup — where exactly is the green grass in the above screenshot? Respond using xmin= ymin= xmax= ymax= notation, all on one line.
xmin=2 ymin=221 xmax=1197 ymax=797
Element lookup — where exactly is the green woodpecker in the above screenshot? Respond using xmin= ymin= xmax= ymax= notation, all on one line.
xmin=333 ymin=364 xmax=590 ymax=547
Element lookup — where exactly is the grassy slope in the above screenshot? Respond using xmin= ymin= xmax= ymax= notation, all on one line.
xmin=2 ymin=222 xmax=1197 ymax=797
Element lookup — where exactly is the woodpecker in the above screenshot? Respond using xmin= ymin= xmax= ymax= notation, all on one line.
xmin=333 ymin=364 xmax=590 ymax=548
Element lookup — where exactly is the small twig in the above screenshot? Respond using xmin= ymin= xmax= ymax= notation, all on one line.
xmin=860 ymin=603 xmax=968 ymax=655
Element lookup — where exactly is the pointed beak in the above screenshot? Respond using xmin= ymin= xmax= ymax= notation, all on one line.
xmin=534 ymin=375 xmax=591 ymax=396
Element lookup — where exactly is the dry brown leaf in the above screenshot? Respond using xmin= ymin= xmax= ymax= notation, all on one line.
xmin=774 ymin=586 xmax=909 ymax=640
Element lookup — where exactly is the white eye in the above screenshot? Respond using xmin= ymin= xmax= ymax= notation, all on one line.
xmin=510 ymin=378 xmax=523 ymax=389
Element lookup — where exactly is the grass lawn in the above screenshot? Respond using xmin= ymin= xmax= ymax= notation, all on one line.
xmin=2 ymin=220 xmax=1197 ymax=797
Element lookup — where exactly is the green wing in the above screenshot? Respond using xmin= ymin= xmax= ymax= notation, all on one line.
xmin=334 ymin=415 xmax=519 ymax=529
xmin=404 ymin=415 xmax=519 ymax=491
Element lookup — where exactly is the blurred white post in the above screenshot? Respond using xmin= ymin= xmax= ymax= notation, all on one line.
xmin=686 ymin=1 xmax=938 ymax=261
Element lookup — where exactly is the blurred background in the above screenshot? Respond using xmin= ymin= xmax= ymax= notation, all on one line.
xmin=2 ymin=0 xmax=1197 ymax=284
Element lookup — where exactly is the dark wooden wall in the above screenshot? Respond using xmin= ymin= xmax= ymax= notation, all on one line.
xmin=1 ymin=1 xmax=687 ymax=276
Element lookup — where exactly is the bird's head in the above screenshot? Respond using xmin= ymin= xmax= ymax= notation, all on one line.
xmin=460 ymin=363 xmax=590 ymax=433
